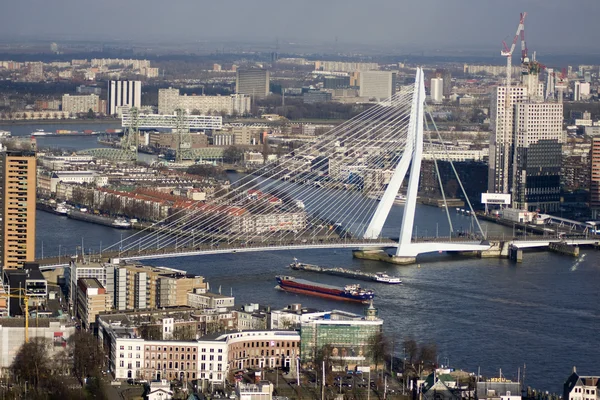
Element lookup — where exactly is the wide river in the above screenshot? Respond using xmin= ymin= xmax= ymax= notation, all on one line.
xmin=10 ymin=122 xmax=600 ymax=393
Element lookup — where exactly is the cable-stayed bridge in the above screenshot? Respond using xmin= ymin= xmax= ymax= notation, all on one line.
xmin=40 ymin=68 xmax=502 ymax=268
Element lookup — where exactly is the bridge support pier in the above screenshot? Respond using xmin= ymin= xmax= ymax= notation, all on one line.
xmin=508 ymin=245 xmax=523 ymax=263
xmin=352 ymin=250 xmax=416 ymax=265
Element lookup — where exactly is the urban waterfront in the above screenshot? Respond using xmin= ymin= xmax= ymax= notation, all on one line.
xmin=28 ymin=135 xmax=596 ymax=393
xmin=35 ymin=202 xmax=600 ymax=393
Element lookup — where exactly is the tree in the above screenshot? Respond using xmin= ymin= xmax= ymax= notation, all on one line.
xmin=223 ymin=145 xmax=244 ymax=164
xmin=86 ymin=109 xmax=96 ymax=119
xmin=11 ymin=338 xmax=51 ymax=390
xmin=138 ymin=324 xmax=162 ymax=340
xmin=418 ymin=342 xmax=437 ymax=367
xmin=70 ymin=331 xmax=105 ymax=383
xmin=403 ymin=337 xmax=418 ymax=365
xmin=370 ymin=331 xmax=390 ymax=374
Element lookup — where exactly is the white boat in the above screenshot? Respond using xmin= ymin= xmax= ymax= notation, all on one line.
xmin=31 ymin=129 xmax=52 ymax=136
xmin=55 ymin=204 xmax=69 ymax=215
xmin=373 ymin=273 xmax=402 ymax=284
xmin=112 ymin=217 xmax=132 ymax=229
xmin=0 ymin=130 xmax=11 ymax=138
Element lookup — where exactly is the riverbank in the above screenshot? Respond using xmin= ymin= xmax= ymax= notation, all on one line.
xmin=0 ymin=118 xmax=120 ymax=126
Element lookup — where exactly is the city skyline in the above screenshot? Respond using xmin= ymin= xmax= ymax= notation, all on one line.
xmin=1 ymin=0 xmax=599 ymax=53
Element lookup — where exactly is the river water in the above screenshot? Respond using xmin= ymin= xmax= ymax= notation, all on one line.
xmin=14 ymin=122 xmax=600 ymax=393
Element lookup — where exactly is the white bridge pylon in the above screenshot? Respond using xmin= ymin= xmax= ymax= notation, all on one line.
xmin=364 ymin=68 xmax=490 ymax=258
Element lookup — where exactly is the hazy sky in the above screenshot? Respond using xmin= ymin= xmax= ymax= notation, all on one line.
xmin=1 ymin=0 xmax=599 ymax=52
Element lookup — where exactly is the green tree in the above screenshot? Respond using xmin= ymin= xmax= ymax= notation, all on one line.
xmin=86 ymin=109 xmax=95 ymax=119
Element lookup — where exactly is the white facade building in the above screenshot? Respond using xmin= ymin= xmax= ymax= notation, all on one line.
xmin=62 ymin=94 xmax=101 ymax=114
xmin=564 ymin=368 xmax=600 ymax=400
xmin=359 ymin=71 xmax=396 ymax=101
xmin=0 ymin=322 xmax=76 ymax=369
xmin=430 ymin=78 xmax=444 ymax=103
xmin=108 ymin=80 xmax=142 ymax=115
xmin=158 ymin=88 xmax=251 ymax=116
xmin=574 ymin=81 xmax=591 ymax=101
xmin=270 ymin=303 xmax=329 ymax=330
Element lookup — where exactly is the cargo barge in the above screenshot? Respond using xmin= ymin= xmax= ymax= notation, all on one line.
xmin=275 ymin=275 xmax=374 ymax=303
xmin=68 ymin=210 xmax=132 ymax=229
xmin=290 ymin=260 xmax=401 ymax=284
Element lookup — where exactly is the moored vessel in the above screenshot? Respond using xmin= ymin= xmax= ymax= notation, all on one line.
xmin=275 ymin=275 xmax=374 ymax=303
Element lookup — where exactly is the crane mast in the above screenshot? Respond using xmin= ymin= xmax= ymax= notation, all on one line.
xmin=500 ymin=12 xmax=526 ymax=194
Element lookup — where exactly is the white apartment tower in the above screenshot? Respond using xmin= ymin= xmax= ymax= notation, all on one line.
xmin=107 ymin=80 xmax=142 ymax=115
xmin=430 ymin=78 xmax=443 ymax=103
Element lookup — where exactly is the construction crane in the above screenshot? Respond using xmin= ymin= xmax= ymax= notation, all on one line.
xmin=501 ymin=12 xmax=526 ymax=89
xmin=500 ymin=12 xmax=526 ymax=195
xmin=175 ymin=108 xmax=192 ymax=163
xmin=121 ymin=107 xmax=140 ymax=161
xmin=3 ymin=288 xmax=31 ymax=343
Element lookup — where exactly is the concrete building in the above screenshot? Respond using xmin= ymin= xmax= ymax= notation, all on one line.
xmin=76 ymin=277 xmax=112 ymax=330
xmin=315 ymin=61 xmax=379 ymax=73
xmin=148 ymin=132 xmax=208 ymax=150
xmin=0 ymin=150 xmax=36 ymax=270
xmin=300 ymin=303 xmax=383 ymax=369
xmin=236 ymin=382 xmax=274 ymax=400
xmin=108 ymin=80 xmax=142 ymax=116
xmin=114 ymin=263 xmax=207 ymax=311
xmin=0 ymin=320 xmax=75 ymax=370
xmin=3 ymin=263 xmax=47 ymax=313
xmin=187 ymin=288 xmax=235 ymax=309
xmin=488 ymin=85 xmax=528 ymax=194
xmin=66 ymin=261 xmax=116 ymax=312
xmin=158 ymin=88 xmax=251 ymax=116
xmin=303 ymin=91 xmax=332 ymax=104
xmin=147 ymin=380 xmax=173 ymax=400
xmin=61 ymin=94 xmax=101 ymax=114
xmin=270 ymin=303 xmax=328 ymax=330
xmin=97 ymin=308 xmax=228 ymax=384
xmin=512 ymin=102 xmax=564 ymax=211
xmin=236 ymin=69 xmax=269 ymax=99
xmin=590 ymin=137 xmax=600 ymax=218
xmin=574 ymin=81 xmax=591 ymax=101
xmin=564 ymin=367 xmax=599 ymax=400
xmin=430 ymin=77 xmax=444 ymax=103
xmin=359 ymin=71 xmax=396 ymax=102
xmin=217 ymin=330 xmax=300 ymax=371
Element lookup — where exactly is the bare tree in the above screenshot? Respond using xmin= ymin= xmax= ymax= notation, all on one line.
xmin=10 ymin=338 xmax=51 ymax=390
xmin=403 ymin=337 xmax=418 ymax=366
xmin=70 ymin=330 xmax=105 ymax=383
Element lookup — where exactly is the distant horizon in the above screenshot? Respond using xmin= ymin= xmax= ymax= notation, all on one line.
xmin=2 ymin=0 xmax=599 ymax=56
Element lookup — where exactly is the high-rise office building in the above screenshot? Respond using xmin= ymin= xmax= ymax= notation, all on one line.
xmin=590 ymin=137 xmax=600 ymax=219
xmin=107 ymin=80 xmax=142 ymax=115
xmin=0 ymin=150 xmax=36 ymax=270
xmin=488 ymin=85 xmax=527 ymax=194
xmin=574 ymin=81 xmax=591 ymax=101
xmin=235 ymin=69 xmax=270 ymax=99
xmin=430 ymin=77 xmax=443 ymax=103
xmin=359 ymin=71 xmax=397 ymax=101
